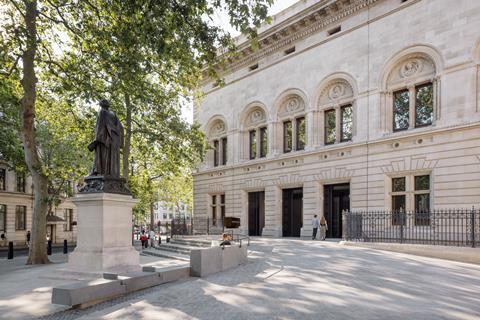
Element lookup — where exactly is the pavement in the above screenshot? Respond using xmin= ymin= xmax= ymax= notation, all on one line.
xmin=1 ymin=238 xmax=480 ymax=320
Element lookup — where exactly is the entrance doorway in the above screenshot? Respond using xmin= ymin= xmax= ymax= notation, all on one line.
xmin=323 ymin=183 xmax=350 ymax=238
xmin=282 ymin=188 xmax=303 ymax=237
xmin=248 ymin=191 xmax=265 ymax=236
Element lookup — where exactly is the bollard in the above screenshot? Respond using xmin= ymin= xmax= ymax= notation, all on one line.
xmin=47 ymin=240 xmax=52 ymax=255
xmin=63 ymin=239 xmax=68 ymax=254
xmin=7 ymin=241 xmax=13 ymax=259
xmin=159 ymin=237 xmax=162 ymax=245
xmin=166 ymin=237 xmax=170 ymax=243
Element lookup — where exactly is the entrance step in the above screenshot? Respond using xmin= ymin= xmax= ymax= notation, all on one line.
xmin=170 ymin=238 xmax=212 ymax=248
xmin=142 ymin=248 xmax=190 ymax=261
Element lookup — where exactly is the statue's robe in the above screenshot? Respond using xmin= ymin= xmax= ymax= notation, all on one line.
xmin=91 ymin=108 xmax=124 ymax=177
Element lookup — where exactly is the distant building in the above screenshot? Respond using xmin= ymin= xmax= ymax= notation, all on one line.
xmin=0 ymin=161 xmax=77 ymax=247
xmin=153 ymin=201 xmax=191 ymax=223
xmin=193 ymin=0 xmax=480 ymax=238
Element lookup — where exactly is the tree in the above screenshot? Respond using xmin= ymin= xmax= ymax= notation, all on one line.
xmin=1 ymin=0 xmax=272 ymax=264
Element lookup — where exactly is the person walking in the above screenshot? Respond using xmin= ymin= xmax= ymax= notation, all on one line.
xmin=311 ymin=215 xmax=320 ymax=240
xmin=140 ymin=232 xmax=147 ymax=249
xmin=26 ymin=230 xmax=31 ymax=247
xmin=320 ymin=216 xmax=328 ymax=240
xmin=149 ymin=229 xmax=156 ymax=248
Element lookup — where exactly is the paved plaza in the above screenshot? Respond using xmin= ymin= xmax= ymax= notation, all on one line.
xmin=1 ymin=239 xmax=479 ymax=320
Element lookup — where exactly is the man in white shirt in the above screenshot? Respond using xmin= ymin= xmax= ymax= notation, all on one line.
xmin=311 ymin=215 xmax=320 ymax=240
xmin=149 ymin=229 xmax=156 ymax=248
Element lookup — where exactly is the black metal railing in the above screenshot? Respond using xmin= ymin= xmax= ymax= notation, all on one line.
xmin=343 ymin=208 xmax=480 ymax=247
xmin=171 ymin=217 xmax=225 ymax=237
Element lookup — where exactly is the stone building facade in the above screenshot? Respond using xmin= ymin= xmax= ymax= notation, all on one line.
xmin=193 ymin=0 xmax=480 ymax=238
xmin=0 ymin=162 xmax=77 ymax=247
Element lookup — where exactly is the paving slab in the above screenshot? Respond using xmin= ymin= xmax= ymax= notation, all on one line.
xmin=35 ymin=238 xmax=480 ymax=320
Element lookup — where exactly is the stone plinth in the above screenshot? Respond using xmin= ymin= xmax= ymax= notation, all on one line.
xmin=68 ymin=192 xmax=139 ymax=272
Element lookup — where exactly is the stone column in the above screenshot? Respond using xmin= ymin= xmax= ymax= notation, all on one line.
xmin=68 ymin=192 xmax=140 ymax=272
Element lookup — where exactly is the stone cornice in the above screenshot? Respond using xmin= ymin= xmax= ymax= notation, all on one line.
xmin=203 ymin=0 xmax=380 ymax=84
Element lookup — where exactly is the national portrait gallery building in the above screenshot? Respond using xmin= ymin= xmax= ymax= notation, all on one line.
xmin=193 ymin=0 xmax=480 ymax=238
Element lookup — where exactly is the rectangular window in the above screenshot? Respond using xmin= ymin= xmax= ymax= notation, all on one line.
xmin=211 ymin=195 xmax=217 ymax=226
xmin=220 ymin=194 xmax=226 ymax=223
xmin=249 ymin=130 xmax=257 ymax=159
xmin=283 ymin=121 xmax=292 ymax=153
xmin=213 ymin=140 xmax=219 ymax=167
xmin=325 ymin=109 xmax=336 ymax=144
xmin=16 ymin=172 xmax=25 ymax=193
xmin=340 ymin=105 xmax=353 ymax=142
xmin=296 ymin=117 xmax=305 ymax=151
xmin=392 ymin=195 xmax=406 ymax=226
xmin=0 ymin=204 xmax=6 ymax=232
xmin=15 ymin=205 xmax=26 ymax=230
xmin=221 ymin=137 xmax=227 ymax=165
xmin=392 ymin=177 xmax=406 ymax=192
xmin=260 ymin=127 xmax=268 ymax=158
xmin=64 ymin=208 xmax=73 ymax=231
xmin=393 ymin=89 xmax=409 ymax=131
xmin=414 ymin=175 xmax=430 ymax=225
xmin=0 ymin=169 xmax=5 ymax=191
xmin=415 ymin=83 xmax=433 ymax=127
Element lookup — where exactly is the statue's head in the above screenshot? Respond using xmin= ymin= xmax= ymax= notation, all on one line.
xmin=99 ymin=99 xmax=110 ymax=109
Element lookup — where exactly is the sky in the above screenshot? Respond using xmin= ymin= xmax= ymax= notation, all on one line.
xmin=181 ymin=0 xmax=299 ymax=124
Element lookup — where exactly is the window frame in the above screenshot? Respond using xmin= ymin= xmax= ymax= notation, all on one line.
xmin=392 ymin=88 xmax=410 ymax=132
xmin=16 ymin=172 xmax=26 ymax=193
xmin=414 ymin=82 xmax=434 ymax=128
xmin=15 ymin=205 xmax=26 ymax=231
xmin=283 ymin=120 xmax=293 ymax=153
xmin=295 ymin=117 xmax=306 ymax=151
xmin=259 ymin=126 xmax=268 ymax=158
xmin=221 ymin=137 xmax=228 ymax=166
xmin=210 ymin=193 xmax=225 ymax=226
xmin=0 ymin=204 xmax=6 ymax=232
xmin=0 ymin=168 xmax=6 ymax=191
xmin=249 ymin=130 xmax=257 ymax=160
xmin=340 ymin=104 xmax=353 ymax=142
xmin=324 ymin=109 xmax=336 ymax=145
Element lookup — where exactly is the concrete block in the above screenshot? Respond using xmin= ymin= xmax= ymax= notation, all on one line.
xmin=103 ymin=272 xmax=118 ymax=280
xmin=120 ymin=272 xmax=163 ymax=293
xmin=190 ymin=245 xmax=248 ymax=277
xmin=160 ymin=266 xmax=190 ymax=282
xmin=52 ymin=279 xmax=126 ymax=306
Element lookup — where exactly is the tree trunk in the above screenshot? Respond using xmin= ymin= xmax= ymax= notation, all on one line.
xmin=21 ymin=0 xmax=50 ymax=264
xmin=122 ymin=93 xmax=132 ymax=180
xmin=150 ymin=202 xmax=155 ymax=231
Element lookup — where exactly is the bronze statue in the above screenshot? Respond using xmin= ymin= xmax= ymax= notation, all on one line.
xmin=88 ymin=99 xmax=124 ymax=177
xmin=80 ymin=99 xmax=130 ymax=195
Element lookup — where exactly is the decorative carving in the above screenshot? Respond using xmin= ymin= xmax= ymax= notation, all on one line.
xmin=79 ymin=176 xmax=131 ymax=195
xmin=319 ymin=80 xmax=354 ymax=105
xmin=279 ymin=96 xmax=305 ymax=116
xmin=380 ymin=156 xmax=438 ymax=173
xmin=387 ymin=55 xmax=435 ymax=88
xmin=209 ymin=120 xmax=226 ymax=137
xmin=400 ymin=59 xmax=421 ymax=78
xmin=246 ymin=108 xmax=266 ymax=126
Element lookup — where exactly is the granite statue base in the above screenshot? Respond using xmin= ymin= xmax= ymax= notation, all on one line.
xmin=68 ymin=192 xmax=140 ymax=272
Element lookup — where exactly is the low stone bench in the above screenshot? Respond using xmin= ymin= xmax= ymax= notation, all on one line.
xmin=52 ymin=265 xmax=190 ymax=308
xmin=190 ymin=244 xmax=248 ymax=277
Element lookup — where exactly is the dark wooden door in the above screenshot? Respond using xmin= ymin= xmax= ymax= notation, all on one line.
xmin=323 ymin=183 xmax=350 ymax=238
xmin=282 ymin=188 xmax=303 ymax=237
xmin=248 ymin=191 xmax=265 ymax=236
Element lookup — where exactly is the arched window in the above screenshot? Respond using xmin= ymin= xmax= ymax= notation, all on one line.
xmin=317 ymin=77 xmax=356 ymax=145
xmin=277 ymin=95 xmax=306 ymax=153
xmin=384 ymin=52 xmax=439 ymax=132
xmin=207 ymin=118 xmax=228 ymax=167
xmin=243 ymin=107 xmax=268 ymax=160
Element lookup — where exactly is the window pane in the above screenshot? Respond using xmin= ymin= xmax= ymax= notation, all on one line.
xmin=212 ymin=206 xmax=217 ymax=226
xmin=213 ymin=140 xmax=219 ymax=167
xmin=341 ymin=105 xmax=353 ymax=142
xmin=0 ymin=205 xmax=6 ymax=232
xmin=392 ymin=177 xmax=406 ymax=192
xmin=221 ymin=137 xmax=227 ymax=165
xmin=283 ymin=121 xmax=292 ymax=153
xmin=0 ymin=169 xmax=5 ymax=190
xmin=415 ymin=83 xmax=433 ymax=127
xmin=17 ymin=173 xmax=25 ymax=192
xmin=296 ymin=117 xmax=305 ymax=150
xmin=220 ymin=194 xmax=225 ymax=204
xmin=260 ymin=127 xmax=267 ymax=158
xmin=15 ymin=206 xmax=26 ymax=230
xmin=414 ymin=175 xmax=430 ymax=190
xmin=212 ymin=195 xmax=216 ymax=205
xmin=393 ymin=89 xmax=409 ymax=131
xmin=221 ymin=205 xmax=225 ymax=221
xmin=249 ymin=130 xmax=257 ymax=159
xmin=415 ymin=194 xmax=430 ymax=226
xmin=392 ymin=195 xmax=406 ymax=226
xmin=325 ymin=109 xmax=336 ymax=144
